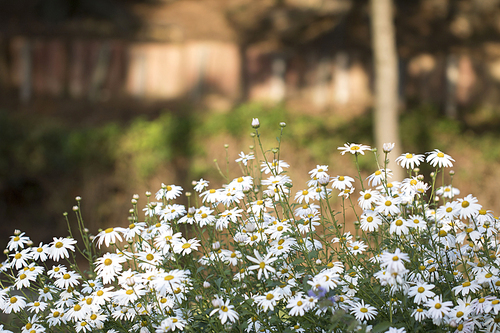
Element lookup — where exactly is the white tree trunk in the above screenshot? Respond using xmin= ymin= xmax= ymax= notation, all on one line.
xmin=370 ymin=0 xmax=403 ymax=180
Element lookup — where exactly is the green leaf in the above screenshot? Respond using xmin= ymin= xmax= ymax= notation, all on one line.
xmin=372 ymin=321 xmax=392 ymax=333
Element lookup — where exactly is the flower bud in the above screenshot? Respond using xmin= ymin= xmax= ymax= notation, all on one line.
xmin=251 ymin=118 xmax=260 ymax=128
xmin=185 ymin=192 xmax=192 ymax=197
xmin=249 ymin=145 xmax=254 ymax=150
xmin=75 ymin=196 xmax=82 ymax=201
xmin=315 ymin=259 xmax=322 ymax=265
xmin=131 ymin=199 xmax=137 ymax=204
xmin=188 ymin=207 xmax=196 ymax=215
xmin=203 ymin=281 xmax=211 ymax=288
xmin=27 ymin=240 xmax=33 ymax=247
xmin=449 ymin=170 xmax=455 ymax=175
xmin=196 ymin=295 xmax=203 ymax=302
xmin=383 ymin=143 xmax=395 ymax=153
xmin=129 ymin=209 xmax=134 ymax=214
xmin=145 ymin=191 xmax=151 ymax=197
xmin=279 ymin=122 xmax=286 ymax=128
xmin=14 ymin=229 xmax=21 ymax=236
xmin=212 ymin=242 xmax=220 ymax=250
xmin=3 ymin=249 xmax=8 ymax=255
xmin=413 ymin=168 xmax=420 ymax=173
xmin=133 ymin=194 xmax=139 ymax=200
xmin=72 ymin=206 xmax=79 ymax=211
xmin=211 ymin=298 xmax=223 ymax=308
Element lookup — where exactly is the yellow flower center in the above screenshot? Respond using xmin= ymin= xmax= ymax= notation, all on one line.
xmin=366 ymin=216 xmax=373 ymax=222
xmin=63 ymin=273 xmax=70 ymax=280
xmin=146 ymin=254 xmax=154 ymax=261
xmin=221 ymin=306 xmax=229 ymax=312
xmin=385 ymin=200 xmax=392 ymax=206
xmin=90 ymin=314 xmax=97 ymax=320
xmin=434 ymin=303 xmax=441 ymax=309
xmin=259 ymin=262 xmax=266 ymax=269
xmin=375 ymin=170 xmax=382 ymax=175
xmin=37 ymin=247 xmax=43 ymax=253
xmin=339 ymin=176 xmax=345 ymax=181
xmin=164 ymin=275 xmax=174 ymax=281
xmin=360 ymin=307 xmax=368 ymax=313
xmin=456 ymin=311 xmax=463 ymax=317
xmin=417 ymin=287 xmax=425 ymax=293
xmin=406 ymin=153 xmax=413 ymax=159
xmin=126 ymin=289 xmax=134 ymax=295
xmin=395 ymin=219 xmax=403 ymax=226
xmin=74 ymin=304 xmax=81 ymax=311
xmin=461 ymin=201 xmax=469 ymax=208
xmin=462 ymin=281 xmax=471 ymax=287
xmin=437 ymin=152 xmax=444 ymax=158
xmin=364 ymin=193 xmax=371 ymax=199
xmin=104 ymin=258 xmax=112 ymax=266
xmin=266 ymin=293 xmax=274 ymax=300
xmin=182 ymin=243 xmax=191 ymax=249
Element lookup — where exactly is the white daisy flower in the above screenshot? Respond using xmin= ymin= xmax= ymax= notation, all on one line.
xmin=457 ymin=194 xmax=482 ymax=219
xmin=436 ymin=185 xmax=460 ymax=198
xmin=349 ymin=299 xmax=377 ymax=321
xmin=338 ymin=143 xmax=371 ymax=155
xmin=95 ymin=228 xmax=124 ymax=248
xmin=408 ymin=281 xmax=435 ymax=304
xmin=395 ymin=153 xmax=424 ymax=169
xmin=156 ymin=184 xmax=183 ymax=200
xmin=426 ymin=149 xmax=454 ymax=168
xmin=261 ymin=160 xmax=290 ymax=175
xmin=235 ymin=152 xmax=255 ymax=166
xmin=366 ymin=169 xmax=392 ymax=186
xmin=209 ymin=298 xmax=239 ymax=324
xmin=360 ymin=210 xmax=383 ymax=232
xmin=247 ymin=249 xmax=278 ymax=280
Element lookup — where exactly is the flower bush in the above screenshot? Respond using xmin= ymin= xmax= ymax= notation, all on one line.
xmin=0 ymin=119 xmax=499 ymax=333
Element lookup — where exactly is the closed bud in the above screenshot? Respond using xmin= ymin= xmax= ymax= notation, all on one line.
xmin=203 ymin=281 xmax=211 ymax=288
xmin=131 ymin=199 xmax=137 ymax=204
xmin=27 ymin=240 xmax=33 ymax=247
xmin=212 ymin=242 xmax=220 ymax=250
xmin=224 ymin=144 xmax=229 ymax=148
xmin=72 ymin=206 xmax=79 ymax=211
xmin=383 ymin=143 xmax=395 ymax=153
xmin=133 ymin=194 xmax=139 ymax=200
xmin=14 ymin=229 xmax=21 ymax=236
xmin=279 ymin=122 xmax=286 ymax=127
xmin=185 ymin=192 xmax=192 ymax=197
xmin=75 ymin=196 xmax=82 ymax=201
xmin=315 ymin=259 xmax=322 ymax=265
xmin=145 ymin=191 xmax=151 ymax=197
xmin=251 ymin=118 xmax=260 ymax=128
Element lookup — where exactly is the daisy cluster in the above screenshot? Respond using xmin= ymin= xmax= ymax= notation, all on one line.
xmin=0 ymin=120 xmax=499 ymax=333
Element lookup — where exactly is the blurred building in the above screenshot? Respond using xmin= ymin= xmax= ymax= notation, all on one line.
xmin=1 ymin=0 xmax=500 ymax=116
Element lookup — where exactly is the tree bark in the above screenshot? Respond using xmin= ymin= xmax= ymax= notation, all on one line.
xmin=370 ymin=0 xmax=403 ymax=181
